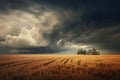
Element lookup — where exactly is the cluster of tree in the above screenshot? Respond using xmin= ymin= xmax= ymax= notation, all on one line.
xmin=77 ymin=48 xmax=100 ymax=55
xmin=77 ymin=49 xmax=86 ymax=55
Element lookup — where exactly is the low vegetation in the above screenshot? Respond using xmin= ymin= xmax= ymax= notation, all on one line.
xmin=0 ymin=55 xmax=120 ymax=80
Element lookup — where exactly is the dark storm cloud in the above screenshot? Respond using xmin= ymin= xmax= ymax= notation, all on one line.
xmin=10 ymin=47 xmax=62 ymax=54
xmin=0 ymin=0 xmax=26 ymax=12
xmin=0 ymin=0 xmax=120 ymax=54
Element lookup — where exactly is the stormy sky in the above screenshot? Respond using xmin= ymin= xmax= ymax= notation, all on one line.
xmin=0 ymin=0 xmax=120 ymax=54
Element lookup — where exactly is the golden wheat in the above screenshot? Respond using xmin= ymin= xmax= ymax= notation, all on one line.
xmin=0 ymin=55 xmax=120 ymax=80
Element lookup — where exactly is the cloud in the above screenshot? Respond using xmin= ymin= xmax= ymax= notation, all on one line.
xmin=1 ymin=27 xmax=48 ymax=48
xmin=0 ymin=9 xmax=59 ymax=48
xmin=0 ymin=3 xmax=81 ymax=53
xmin=0 ymin=0 xmax=120 ymax=54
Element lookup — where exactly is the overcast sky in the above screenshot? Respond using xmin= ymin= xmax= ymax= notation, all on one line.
xmin=0 ymin=0 xmax=120 ymax=54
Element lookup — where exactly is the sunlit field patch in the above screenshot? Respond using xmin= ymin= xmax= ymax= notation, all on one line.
xmin=0 ymin=55 xmax=120 ymax=80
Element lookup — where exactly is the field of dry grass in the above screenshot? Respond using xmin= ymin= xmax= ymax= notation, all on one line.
xmin=0 ymin=54 xmax=120 ymax=80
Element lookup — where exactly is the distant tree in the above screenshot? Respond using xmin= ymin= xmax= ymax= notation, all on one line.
xmin=77 ymin=48 xmax=100 ymax=55
xmin=77 ymin=49 xmax=80 ymax=54
xmin=83 ymin=50 xmax=86 ymax=55
xmin=80 ymin=49 xmax=83 ymax=54
xmin=77 ymin=49 xmax=86 ymax=54
xmin=97 ymin=52 xmax=100 ymax=55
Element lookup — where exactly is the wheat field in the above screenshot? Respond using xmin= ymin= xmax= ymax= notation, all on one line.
xmin=0 ymin=55 xmax=120 ymax=80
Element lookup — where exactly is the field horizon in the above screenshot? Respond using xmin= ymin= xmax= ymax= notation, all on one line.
xmin=0 ymin=54 xmax=120 ymax=80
